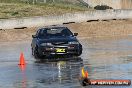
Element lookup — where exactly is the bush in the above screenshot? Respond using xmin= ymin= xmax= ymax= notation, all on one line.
xmin=94 ymin=5 xmax=113 ymax=10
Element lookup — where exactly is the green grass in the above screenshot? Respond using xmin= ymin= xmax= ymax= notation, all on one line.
xmin=0 ymin=0 xmax=92 ymax=19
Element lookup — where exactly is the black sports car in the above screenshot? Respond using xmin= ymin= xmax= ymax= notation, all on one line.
xmin=31 ymin=26 xmax=82 ymax=58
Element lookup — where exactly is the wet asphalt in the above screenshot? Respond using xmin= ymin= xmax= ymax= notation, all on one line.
xmin=0 ymin=36 xmax=132 ymax=88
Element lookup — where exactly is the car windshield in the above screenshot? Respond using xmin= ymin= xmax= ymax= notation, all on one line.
xmin=38 ymin=27 xmax=73 ymax=38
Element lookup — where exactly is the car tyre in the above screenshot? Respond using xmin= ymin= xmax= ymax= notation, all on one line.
xmin=33 ymin=46 xmax=42 ymax=59
xmin=76 ymin=50 xmax=82 ymax=56
xmin=31 ymin=48 xmax=34 ymax=56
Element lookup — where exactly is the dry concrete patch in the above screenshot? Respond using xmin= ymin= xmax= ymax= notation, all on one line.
xmin=66 ymin=19 xmax=132 ymax=38
xmin=0 ymin=27 xmax=37 ymax=42
xmin=0 ymin=19 xmax=132 ymax=42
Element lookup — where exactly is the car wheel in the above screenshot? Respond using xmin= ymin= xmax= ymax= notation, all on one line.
xmin=33 ymin=46 xmax=42 ymax=59
xmin=76 ymin=50 xmax=82 ymax=56
xmin=31 ymin=48 xmax=34 ymax=56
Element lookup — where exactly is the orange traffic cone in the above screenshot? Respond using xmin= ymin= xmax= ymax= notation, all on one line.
xmin=18 ymin=52 xmax=26 ymax=66
xmin=85 ymin=71 xmax=89 ymax=78
xmin=81 ymin=67 xmax=89 ymax=78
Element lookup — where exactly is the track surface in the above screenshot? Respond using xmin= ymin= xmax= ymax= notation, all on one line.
xmin=0 ymin=37 xmax=132 ymax=88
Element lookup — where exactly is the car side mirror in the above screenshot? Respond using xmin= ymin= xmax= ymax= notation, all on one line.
xmin=32 ymin=35 xmax=37 ymax=38
xmin=74 ymin=33 xmax=78 ymax=36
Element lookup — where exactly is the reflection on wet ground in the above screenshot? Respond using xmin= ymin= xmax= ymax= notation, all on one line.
xmin=0 ymin=37 xmax=132 ymax=88
xmin=0 ymin=58 xmax=83 ymax=88
xmin=80 ymin=37 xmax=132 ymax=81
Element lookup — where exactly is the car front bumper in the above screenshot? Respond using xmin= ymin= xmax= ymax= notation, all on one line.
xmin=38 ymin=44 xmax=82 ymax=56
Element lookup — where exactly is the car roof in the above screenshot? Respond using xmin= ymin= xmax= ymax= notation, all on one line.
xmin=38 ymin=25 xmax=67 ymax=30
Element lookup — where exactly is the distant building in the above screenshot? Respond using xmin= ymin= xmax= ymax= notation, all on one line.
xmin=83 ymin=0 xmax=132 ymax=9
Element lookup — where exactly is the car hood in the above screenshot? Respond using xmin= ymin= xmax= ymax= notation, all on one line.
xmin=38 ymin=36 xmax=78 ymax=43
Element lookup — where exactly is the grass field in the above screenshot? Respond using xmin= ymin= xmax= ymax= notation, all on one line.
xmin=0 ymin=0 xmax=90 ymax=19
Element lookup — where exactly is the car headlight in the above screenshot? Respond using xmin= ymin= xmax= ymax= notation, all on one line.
xmin=40 ymin=43 xmax=51 ymax=46
xmin=69 ymin=41 xmax=79 ymax=44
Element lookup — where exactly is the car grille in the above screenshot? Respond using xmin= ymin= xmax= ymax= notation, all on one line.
xmin=52 ymin=42 xmax=68 ymax=45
